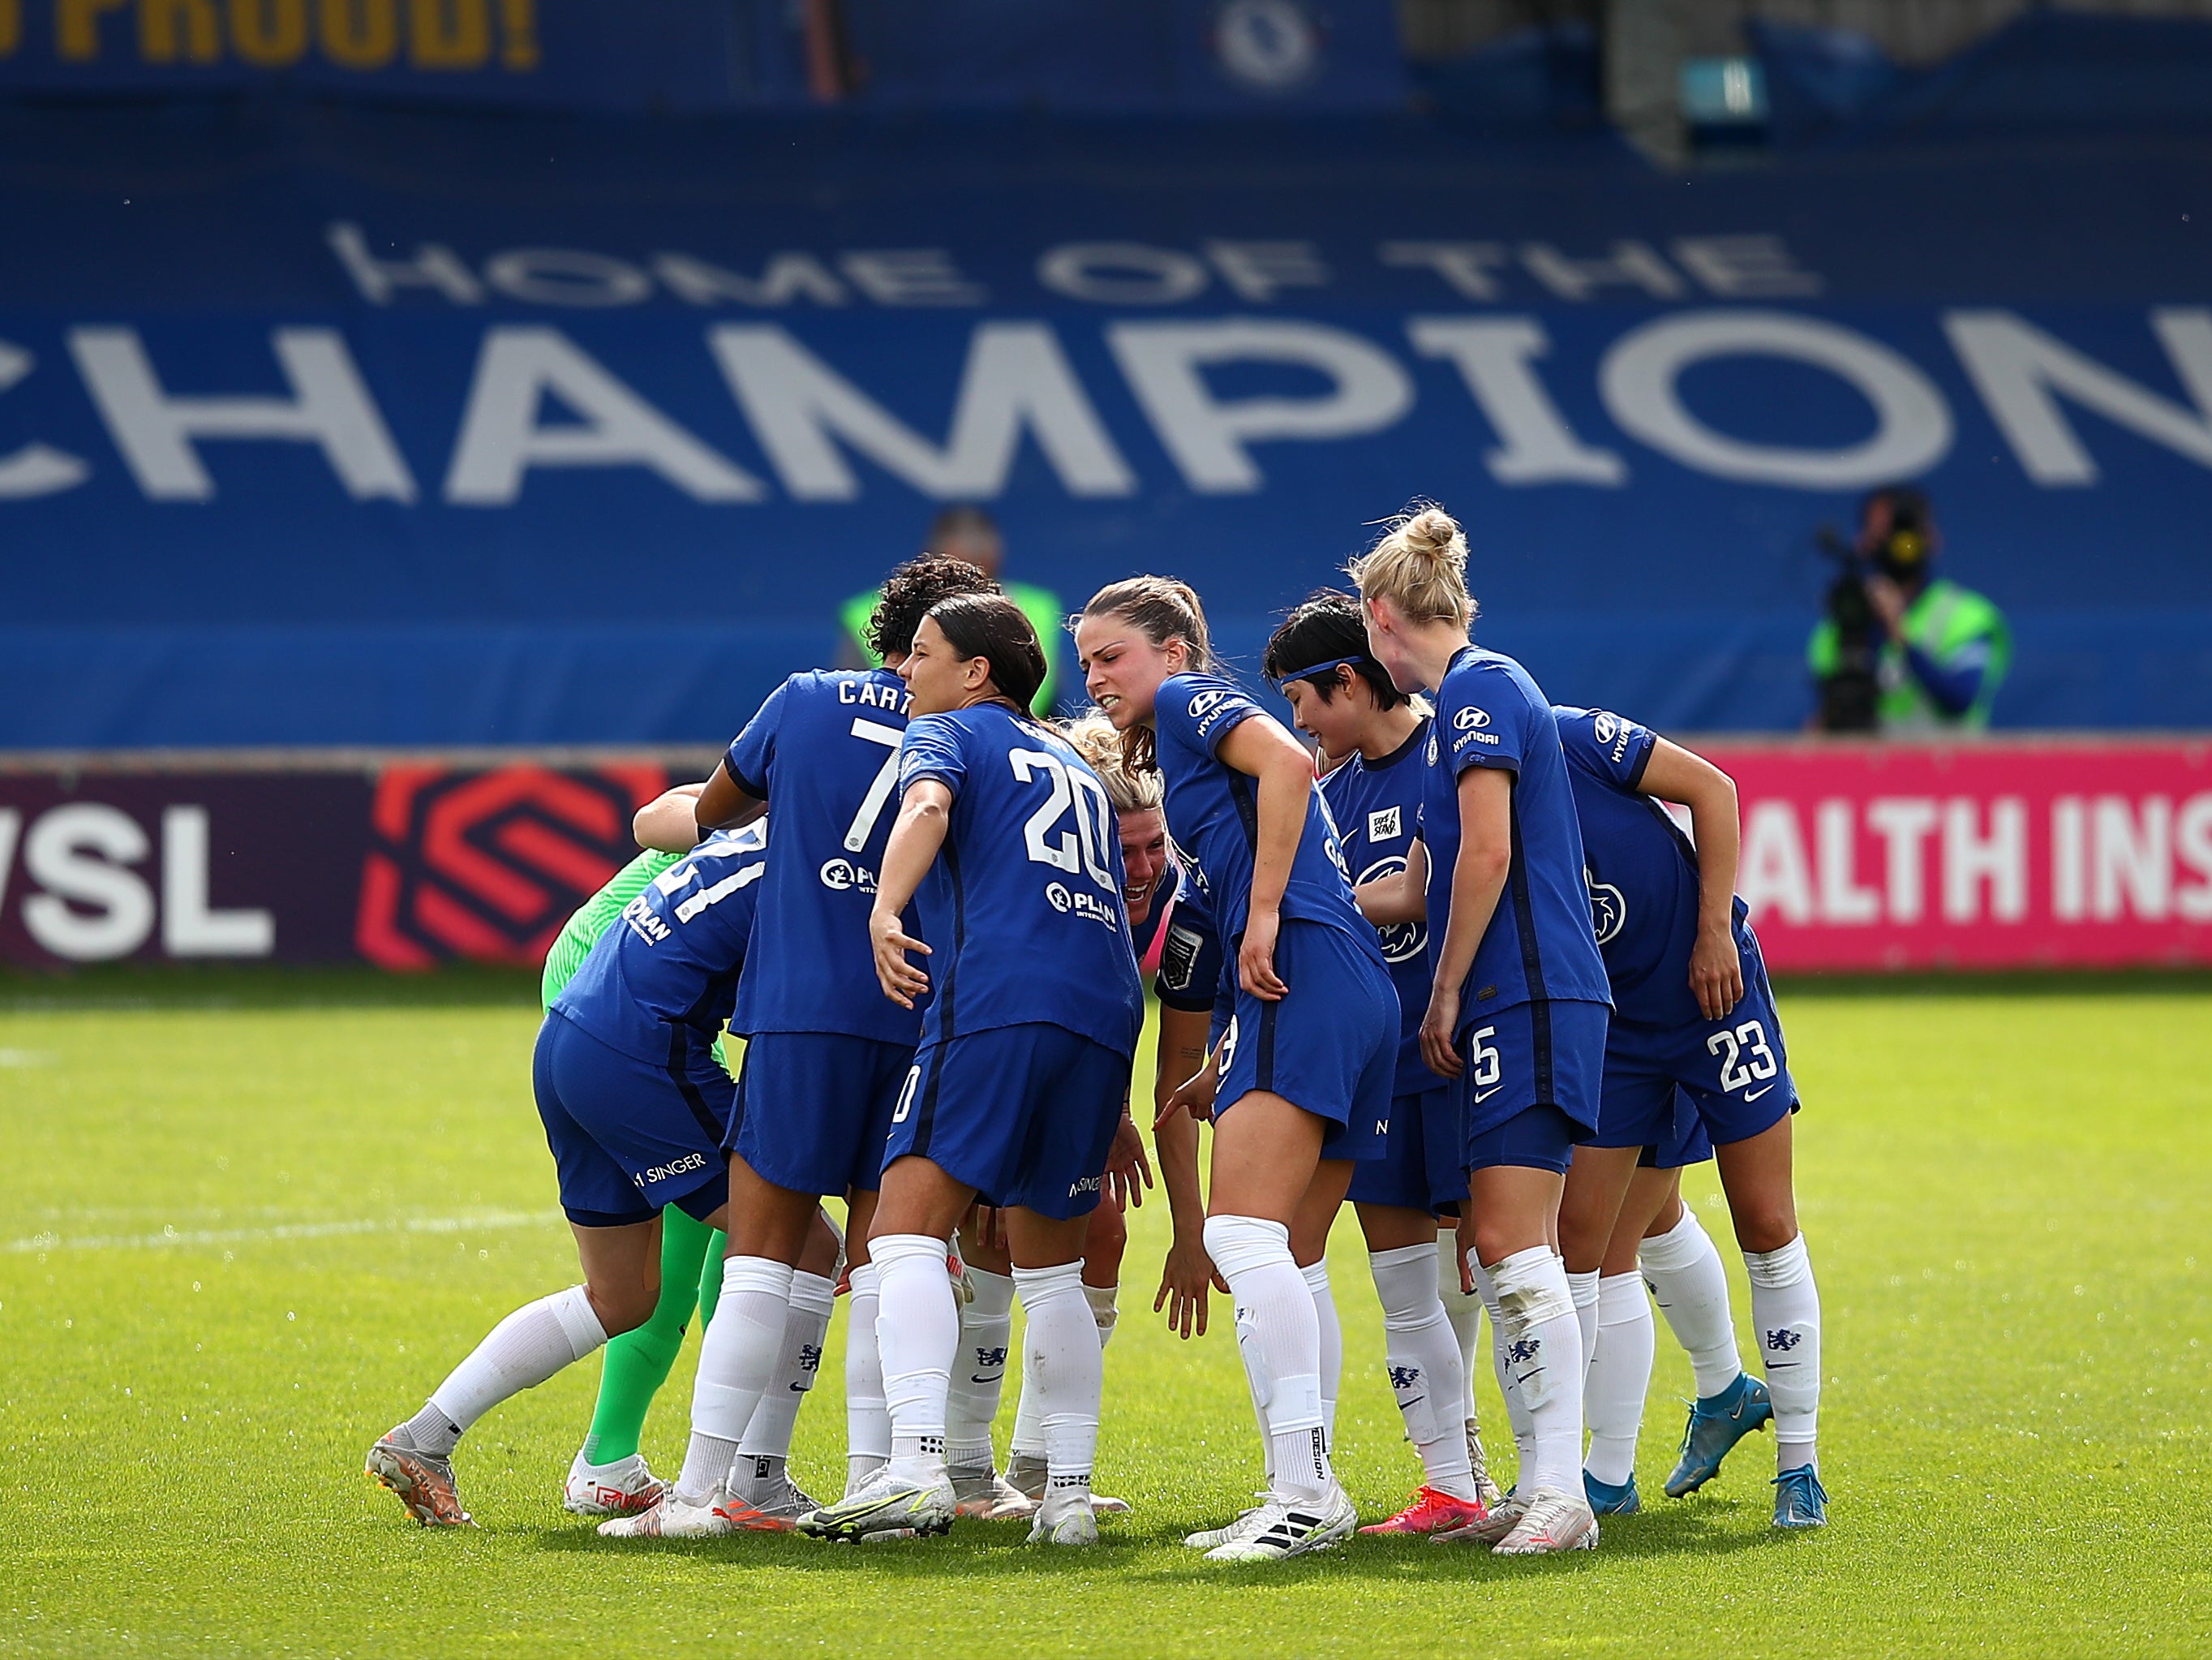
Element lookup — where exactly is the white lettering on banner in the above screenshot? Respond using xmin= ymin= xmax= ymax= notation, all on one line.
xmin=445 ymin=326 xmax=763 ymax=504
xmin=21 ymin=804 xmax=154 ymax=961
xmin=1036 ymin=243 xmax=1210 ymax=305
xmin=482 ymin=249 xmax=654 ymax=307
xmin=161 ymin=806 xmax=274 ymax=957
xmin=326 ymin=222 xmax=484 ymax=306
xmin=1379 ymin=243 xmax=1509 ymax=301
xmin=1205 ymin=241 xmax=1329 ymax=303
xmin=1739 ymin=800 xmax=1813 ymax=926
xmin=652 ymin=252 xmax=848 ymax=308
xmin=1864 ymin=797 xmax=1939 ymax=922
xmin=2092 ymin=796 xmax=2171 ymax=921
xmin=70 ymin=326 xmax=417 ymax=502
xmin=710 ymin=321 xmax=1132 ymax=500
xmin=1599 ymin=311 xmax=1953 ymax=489
xmin=1107 ymin=318 xmax=1414 ymax=492
xmin=2052 ymin=797 xmax=2087 ymax=921
xmin=1943 ymin=798 xmax=2026 ymax=923
xmin=1668 ymin=236 xmax=1823 ymax=299
xmin=838 ymin=251 xmax=986 ymax=307
xmin=0 ymin=342 xmax=90 ymax=498
xmin=0 ymin=809 xmax=18 ymax=912
xmin=2178 ymin=796 xmax=2212 ymax=921
xmin=1408 ymin=316 xmax=1626 ymax=485
xmin=1944 ymin=308 xmax=2212 ymax=485
xmin=1815 ymin=799 xmax=1879 ymax=925
xmin=1520 ymin=241 xmax=1686 ymax=303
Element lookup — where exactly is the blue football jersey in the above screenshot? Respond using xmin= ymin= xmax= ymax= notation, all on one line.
xmin=725 ymin=669 xmax=923 ymax=1045
xmin=898 ymin=703 xmax=1145 ymax=1058
xmin=1554 ymin=705 xmax=1750 ymax=1029
xmin=1134 ymin=859 xmax=1227 ymax=1014
xmin=552 ymin=824 xmax=768 ymax=1065
xmin=1320 ymin=720 xmax=1444 ymax=1095
xmin=1152 ymin=671 xmax=1377 ymax=953
xmin=1419 ymin=647 xmax=1611 ymax=1022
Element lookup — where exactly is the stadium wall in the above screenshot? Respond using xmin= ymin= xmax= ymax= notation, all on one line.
xmin=2 ymin=739 xmax=2205 ymax=973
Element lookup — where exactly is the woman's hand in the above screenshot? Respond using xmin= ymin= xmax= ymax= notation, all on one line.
xmin=1155 ymin=1228 xmax=1226 ymax=1340
xmin=869 ymin=908 xmax=931 ymax=1008
xmin=1105 ymin=1112 xmax=1153 ymax=1211
xmin=1238 ymin=906 xmax=1287 ymax=1000
xmin=1687 ymin=920 xmax=1745 ymax=1021
xmin=1420 ymin=983 xmax=1462 ymax=1079
xmin=1156 ymin=1050 xmax=1221 ymax=1126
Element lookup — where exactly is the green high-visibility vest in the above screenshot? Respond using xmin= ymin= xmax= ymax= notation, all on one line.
xmin=1807 ymin=577 xmax=2011 ymax=732
xmin=840 ymin=579 xmax=1068 ymax=713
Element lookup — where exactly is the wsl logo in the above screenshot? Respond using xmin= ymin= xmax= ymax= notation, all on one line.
xmin=1586 ymin=868 xmax=1626 ymax=945
xmin=1358 ymin=854 xmax=1426 ymax=963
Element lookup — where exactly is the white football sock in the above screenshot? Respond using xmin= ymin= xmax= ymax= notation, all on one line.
xmin=1083 ymin=1280 xmax=1119 ymax=1346
xmin=946 ymin=1267 xmax=1015 ymax=1473
xmin=678 ymin=1257 xmax=793 ymax=1504
xmin=1204 ymin=1215 xmax=1332 ymax=1504
xmin=1583 ymin=1272 xmax=1656 ymax=1489
xmin=1369 ymin=1243 xmax=1475 ymax=1499
xmin=1745 ymin=1232 xmax=1820 ymax=1472
xmin=736 ymin=1268 xmax=834 ymax=1466
xmin=1567 ymin=1268 xmax=1602 ymax=1380
xmin=412 ymin=1284 xmax=606 ymax=1456
xmin=1638 ymin=1205 xmax=1742 ymax=1399
xmin=843 ymin=1260 xmax=891 ymax=1490
xmin=1468 ymin=1254 xmax=1536 ymax=1480
xmin=1012 ymin=1279 xmax=1120 ymax=1464
xmin=1437 ymin=1237 xmax=1484 ymax=1428
xmin=1301 ymin=1259 xmax=1342 ymax=1449
xmin=872 ymin=1232 xmax=959 ymax=1486
xmin=1485 ymin=1246 xmax=1585 ymax=1497
xmin=1013 ymin=1261 xmax=1101 ymax=1517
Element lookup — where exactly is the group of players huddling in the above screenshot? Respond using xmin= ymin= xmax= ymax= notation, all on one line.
xmin=367 ymin=505 xmax=1828 ymax=1560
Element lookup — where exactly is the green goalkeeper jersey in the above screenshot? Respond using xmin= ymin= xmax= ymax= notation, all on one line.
xmin=539 ymin=849 xmax=736 ymax=1073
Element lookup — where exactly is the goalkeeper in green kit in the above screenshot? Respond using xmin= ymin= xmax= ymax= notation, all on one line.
xmin=547 ymin=782 xmax=845 ymax=1523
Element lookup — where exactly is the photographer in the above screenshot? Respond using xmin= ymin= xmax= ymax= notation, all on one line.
xmin=1807 ymin=485 xmax=2010 ymax=734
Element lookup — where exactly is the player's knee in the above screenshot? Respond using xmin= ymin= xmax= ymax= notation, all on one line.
xmin=1732 ymin=1202 xmax=1798 ymax=1256
xmin=586 ymin=1280 xmax=658 ymax=1340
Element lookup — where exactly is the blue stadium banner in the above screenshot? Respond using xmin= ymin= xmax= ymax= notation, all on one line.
xmin=2 ymin=107 xmax=2210 ymax=745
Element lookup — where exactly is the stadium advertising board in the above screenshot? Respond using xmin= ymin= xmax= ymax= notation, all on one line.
xmin=1 ymin=742 xmax=2203 ymax=971
xmin=3 ymin=114 xmax=2212 ymax=746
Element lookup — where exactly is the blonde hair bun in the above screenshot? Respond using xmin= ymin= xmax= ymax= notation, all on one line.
xmin=1345 ymin=501 xmax=1473 ymax=628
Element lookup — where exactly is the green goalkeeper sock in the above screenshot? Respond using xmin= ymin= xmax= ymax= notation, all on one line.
xmin=580 ymin=1208 xmax=717 ymax=1466
xmin=698 ymin=1230 xmax=727 ymax=1329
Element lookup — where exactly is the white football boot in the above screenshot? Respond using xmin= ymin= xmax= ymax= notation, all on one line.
xmin=1203 ymin=1483 xmax=1359 ymax=1563
xmin=561 ymin=1450 xmax=666 ymax=1517
xmin=1492 ymin=1485 xmax=1599 ymax=1555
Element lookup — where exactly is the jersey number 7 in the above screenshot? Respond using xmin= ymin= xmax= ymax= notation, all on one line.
xmin=844 ymin=718 xmax=904 ymax=853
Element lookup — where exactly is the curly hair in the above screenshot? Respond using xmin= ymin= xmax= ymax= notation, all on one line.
xmin=868 ymin=556 xmax=1001 ymax=661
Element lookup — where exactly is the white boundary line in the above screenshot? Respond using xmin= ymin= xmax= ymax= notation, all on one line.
xmin=8 ymin=1210 xmax=560 ymax=1254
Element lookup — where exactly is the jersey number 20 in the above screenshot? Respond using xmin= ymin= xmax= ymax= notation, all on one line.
xmin=1009 ymin=750 xmax=1116 ymax=892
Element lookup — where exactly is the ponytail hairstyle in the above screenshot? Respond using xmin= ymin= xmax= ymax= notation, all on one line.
xmin=924 ymin=592 xmax=1050 ymax=715
xmin=1343 ymin=502 xmax=1476 ymax=630
xmin=1074 ymin=576 xmax=1213 ymax=773
xmin=1059 ymin=713 xmax=1164 ymax=816
xmin=1262 ymin=589 xmax=1408 ymax=710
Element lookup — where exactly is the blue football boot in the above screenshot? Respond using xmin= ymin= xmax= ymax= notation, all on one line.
xmin=1772 ymin=1464 xmax=1828 ymax=1529
xmin=1662 ymin=1373 xmax=1772 ymax=1498
xmin=1583 ymin=1470 xmax=1640 ymax=1516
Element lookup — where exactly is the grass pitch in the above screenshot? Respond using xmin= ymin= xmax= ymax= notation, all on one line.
xmin=2 ymin=969 xmax=2208 ymax=1658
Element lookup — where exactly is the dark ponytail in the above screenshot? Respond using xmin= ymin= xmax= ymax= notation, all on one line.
xmin=926 ymin=593 xmax=1050 ymax=714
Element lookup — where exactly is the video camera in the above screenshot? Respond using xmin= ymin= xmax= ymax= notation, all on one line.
xmin=1813 ymin=526 xmax=1881 ymax=733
